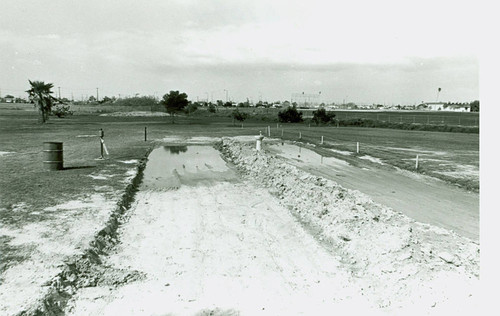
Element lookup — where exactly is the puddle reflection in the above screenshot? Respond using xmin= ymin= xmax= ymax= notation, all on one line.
xmin=142 ymin=145 xmax=238 ymax=190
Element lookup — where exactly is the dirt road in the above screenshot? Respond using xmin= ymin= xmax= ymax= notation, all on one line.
xmin=267 ymin=143 xmax=479 ymax=241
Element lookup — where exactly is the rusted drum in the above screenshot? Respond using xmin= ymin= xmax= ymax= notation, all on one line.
xmin=43 ymin=142 xmax=63 ymax=171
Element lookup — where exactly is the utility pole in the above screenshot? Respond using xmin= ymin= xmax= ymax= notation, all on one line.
xmin=96 ymin=88 xmax=99 ymax=102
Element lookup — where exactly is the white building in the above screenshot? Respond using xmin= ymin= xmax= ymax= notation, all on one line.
xmin=421 ymin=102 xmax=470 ymax=112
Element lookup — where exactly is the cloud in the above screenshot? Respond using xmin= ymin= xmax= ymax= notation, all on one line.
xmin=0 ymin=0 xmax=480 ymax=103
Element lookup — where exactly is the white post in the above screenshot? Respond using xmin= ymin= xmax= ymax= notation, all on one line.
xmin=268 ymin=126 xmax=271 ymax=137
xmin=299 ymin=132 xmax=301 ymax=139
xmin=321 ymin=136 xmax=324 ymax=144
xmin=256 ymin=132 xmax=264 ymax=151
xmin=416 ymin=155 xmax=419 ymax=170
xmin=356 ymin=142 xmax=359 ymax=154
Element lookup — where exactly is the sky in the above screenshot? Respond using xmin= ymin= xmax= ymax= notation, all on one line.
xmin=0 ymin=0 xmax=482 ymax=105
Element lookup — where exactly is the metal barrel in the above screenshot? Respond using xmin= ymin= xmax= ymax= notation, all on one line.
xmin=43 ymin=142 xmax=63 ymax=171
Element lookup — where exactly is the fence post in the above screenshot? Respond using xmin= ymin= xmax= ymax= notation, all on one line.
xmin=144 ymin=127 xmax=147 ymax=142
xmin=299 ymin=132 xmax=302 ymax=139
xmin=268 ymin=126 xmax=271 ymax=137
xmin=356 ymin=142 xmax=359 ymax=154
xmin=416 ymin=155 xmax=419 ymax=170
xmin=99 ymin=128 xmax=104 ymax=159
xmin=320 ymin=136 xmax=324 ymax=145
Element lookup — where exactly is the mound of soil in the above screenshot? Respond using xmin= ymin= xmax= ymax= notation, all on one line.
xmin=218 ymin=138 xmax=479 ymax=312
xmin=99 ymin=111 xmax=169 ymax=117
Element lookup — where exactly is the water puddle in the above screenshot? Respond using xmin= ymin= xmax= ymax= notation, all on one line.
xmin=142 ymin=145 xmax=238 ymax=190
xmin=267 ymin=143 xmax=350 ymax=173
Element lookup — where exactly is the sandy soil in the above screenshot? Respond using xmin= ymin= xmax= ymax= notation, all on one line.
xmin=64 ymin=139 xmax=479 ymax=315
xmin=65 ymin=184 xmax=377 ymax=315
xmin=219 ymin=139 xmax=479 ymax=313
xmin=0 ymin=194 xmax=118 ymax=315
xmin=0 ymin=165 xmax=138 ymax=315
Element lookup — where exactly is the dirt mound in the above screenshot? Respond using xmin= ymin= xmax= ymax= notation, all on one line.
xmin=99 ymin=111 xmax=169 ymax=117
xmin=218 ymin=138 xmax=479 ymax=312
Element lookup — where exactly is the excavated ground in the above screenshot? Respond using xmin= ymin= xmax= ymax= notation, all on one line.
xmin=57 ymin=138 xmax=479 ymax=315
xmin=217 ymin=138 xmax=480 ymax=313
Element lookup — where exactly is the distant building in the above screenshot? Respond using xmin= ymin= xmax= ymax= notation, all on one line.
xmin=445 ymin=103 xmax=471 ymax=112
xmin=4 ymin=95 xmax=15 ymax=103
xmin=425 ymin=102 xmax=446 ymax=111
xmin=419 ymin=102 xmax=470 ymax=112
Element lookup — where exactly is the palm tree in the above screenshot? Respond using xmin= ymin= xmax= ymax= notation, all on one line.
xmin=26 ymin=80 xmax=57 ymax=123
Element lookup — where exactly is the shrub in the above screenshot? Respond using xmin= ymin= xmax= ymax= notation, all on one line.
xmin=312 ymin=108 xmax=336 ymax=125
xmin=51 ymin=104 xmax=73 ymax=118
xmin=278 ymin=106 xmax=303 ymax=123
xmin=185 ymin=102 xmax=198 ymax=115
xmin=113 ymin=96 xmax=158 ymax=107
xmin=231 ymin=109 xmax=249 ymax=123
xmin=208 ymin=104 xmax=216 ymax=113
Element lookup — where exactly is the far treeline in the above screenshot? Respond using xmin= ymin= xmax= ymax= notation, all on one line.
xmin=23 ymin=81 xmax=479 ymax=133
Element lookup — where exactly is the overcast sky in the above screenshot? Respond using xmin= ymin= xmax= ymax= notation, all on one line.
xmin=0 ymin=0 xmax=481 ymax=105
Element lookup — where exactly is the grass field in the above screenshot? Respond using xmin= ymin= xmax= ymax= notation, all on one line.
xmin=0 ymin=105 xmax=479 ymax=279
xmin=0 ymin=105 xmax=480 ymax=209
xmin=208 ymin=107 xmax=480 ymax=127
